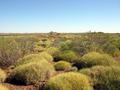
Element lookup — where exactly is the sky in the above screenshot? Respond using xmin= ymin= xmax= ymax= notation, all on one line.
xmin=0 ymin=0 xmax=120 ymax=33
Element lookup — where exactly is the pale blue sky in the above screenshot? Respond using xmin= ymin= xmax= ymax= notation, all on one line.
xmin=0 ymin=0 xmax=120 ymax=33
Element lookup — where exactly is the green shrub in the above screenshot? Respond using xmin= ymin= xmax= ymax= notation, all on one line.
xmin=0 ymin=84 xmax=9 ymax=90
xmin=33 ymin=45 xmax=45 ymax=52
xmin=79 ymin=66 xmax=120 ymax=90
xmin=0 ymin=37 xmax=21 ymax=68
xmin=76 ymin=52 xmax=118 ymax=69
xmin=8 ymin=60 xmax=55 ymax=85
xmin=60 ymin=40 xmax=72 ymax=51
xmin=54 ymin=61 xmax=72 ymax=71
xmin=0 ymin=69 xmax=6 ymax=82
xmin=0 ymin=36 xmax=37 ymax=68
xmin=102 ymin=42 xmax=120 ymax=57
xmin=37 ymin=39 xmax=51 ymax=48
xmin=57 ymin=50 xmax=78 ymax=63
xmin=44 ymin=72 xmax=93 ymax=90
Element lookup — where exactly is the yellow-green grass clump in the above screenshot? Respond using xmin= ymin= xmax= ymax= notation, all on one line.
xmin=38 ymin=52 xmax=53 ymax=62
xmin=57 ymin=50 xmax=78 ymax=63
xmin=77 ymin=52 xmax=118 ymax=69
xmin=0 ymin=68 xmax=6 ymax=82
xmin=14 ymin=52 xmax=53 ymax=67
xmin=8 ymin=60 xmax=55 ymax=85
xmin=44 ymin=72 xmax=93 ymax=90
xmin=46 ymin=47 xmax=60 ymax=57
xmin=0 ymin=84 xmax=9 ymax=90
xmin=79 ymin=66 xmax=120 ymax=90
xmin=54 ymin=61 xmax=72 ymax=71
xmin=14 ymin=53 xmax=46 ymax=67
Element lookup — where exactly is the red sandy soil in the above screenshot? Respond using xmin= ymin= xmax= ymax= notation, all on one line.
xmin=1 ymin=71 xmax=65 ymax=90
xmin=114 ymin=56 xmax=120 ymax=63
xmin=2 ymin=83 xmax=36 ymax=90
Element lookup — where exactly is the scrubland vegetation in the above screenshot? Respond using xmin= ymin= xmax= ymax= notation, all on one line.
xmin=0 ymin=32 xmax=120 ymax=90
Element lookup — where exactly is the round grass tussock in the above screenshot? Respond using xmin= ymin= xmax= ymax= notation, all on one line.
xmin=46 ymin=47 xmax=60 ymax=57
xmin=8 ymin=60 xmax=55 ymax=85
xmin=14 ymin=52 xmax=53 ymax=67
xmin=77 ymin=52 xmax=118 ymax=69
xmin=79 ymin=66 xmax=120 ymax=90
xmin=57 ymin=50 xmax=78 ymax=63
xmin=34 ymin=44 xmax=45 ymax=52
xmin=0 ymin=84 xmax=9 ymax=90
xmin=14 ymin=54 xmax=46 ymax=67
xmin=0 ymin=68 xmax=6 ymax=82
xmin=54 ymin=61 xmax=72 ymax=71
xmin=44 ymin=72 xmax=93 ymax=90
xmin=38 ymin=52 xmax=53 ymax=62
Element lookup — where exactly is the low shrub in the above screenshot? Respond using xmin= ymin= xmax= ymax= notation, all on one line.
xmin=54 ymin=61 xmax=72 ymax=71
xmin=0 ymin=84 xmax=9 ymax=90
xmin=8 ymin=60 xmax=55 ymax=85
xmin=44 ymin=72 xmax=93 ymax=90
xmin=75 ymin=52 xmax=118 ymax=69
xmin=0 ymin=68 xmax=6 ymax=82
xmin=79 ymin=66 xmax=120 ymax=90
xmin=60 ymin=40 xmax=72 ymax=51
xmin=102 ymin=42 xmax=120 ymax=57
xmin=33 ymin=45 xmax=45 ymax=52
xmin=56 ymin=50 xmax=78 ymax=63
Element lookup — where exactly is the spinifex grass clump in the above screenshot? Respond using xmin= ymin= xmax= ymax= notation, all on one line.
xmin=57 ymin=50 xmax=78 ymax=63
xmin=14 ymin=52 xmax=53 ymax=67
xmin=76 ymin=52 xmax=118 ymax=69
xmin=0 ymin=68 xmax=6 ymax=82
xmin=38 ymin=52 xmax=53 ymax=62
xmin=8 ymin=60 xmax=55 ymax=85
xmin=0 ymin=84 xmax=9 ymax=90
xmin=44 ymin=72 xmax=93 ymax=90
xmin=46 ymin=47 xmax=60 ymax=57
xmin=14 ymin=53 xmax=46 ymax=67
xmin=54 ymin=61 xmax=72 ymax=71
xmin=79 ymin=66 xmax=120 ymax=90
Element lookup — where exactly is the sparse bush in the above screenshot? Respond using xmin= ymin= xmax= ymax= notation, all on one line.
xmin=75 ymin=52 xmax=118 ymax=69
xmin=0 ymin=84 xmax=9 ymax=90
xmin=60 ymin=40 xmax=72 ymax=51
xmin=79 ymin=66 xmax=120 ymax=90
xmin=38 ymin=39 xmax=52 ymax=48
xmin=33 ymin=45 xmax=45 ymax=52
xmin=102 ymin=42 xmax=120 ymax=57
xmin=54 ymin=61 xmax=72 ymax=71
xmin=57 ymin=50 xmax=78 ymax=63
xmin=111 ymin=39 xmax=120 ymax=50
xmin=44 ymin=72 xmax=93 ymax=90
xmin=70 ymin=40 xmax=103 ymax=56
xmin=0 ymin=68 xmax=6 ymax=82
xmin=8 ymin=60 xmax=55 ymax=85
xmin=0 ymin=36 xmax=36 ymax=68
xmin=0 ymin=37 xmax=21 ymax=68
